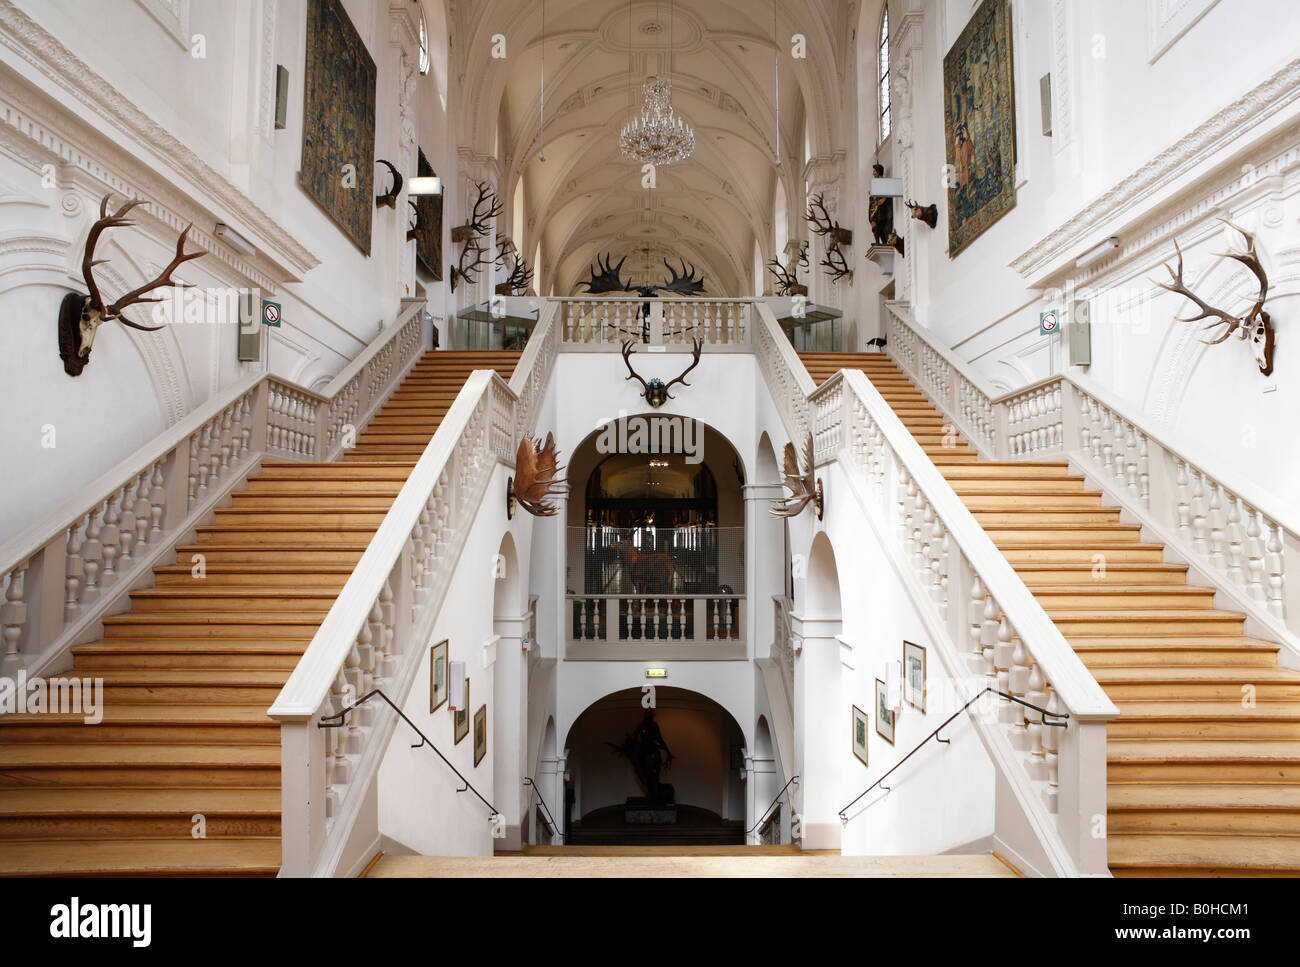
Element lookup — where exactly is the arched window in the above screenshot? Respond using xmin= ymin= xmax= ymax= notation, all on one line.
xmin=878 ymin=8 xmax=891 ymax=143
xmin=418 ymin=10 xmax=430 ymax=76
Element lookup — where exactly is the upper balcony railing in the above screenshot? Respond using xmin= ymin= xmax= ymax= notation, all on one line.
xmin=556 ymin=297 xmax=752 ymax=350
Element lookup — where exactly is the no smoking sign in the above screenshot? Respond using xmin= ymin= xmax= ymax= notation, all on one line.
xmin=262 ymin=300 xmax=282 ymax=328
xmin=1039 ymin=310 xmax=1060 ymax=335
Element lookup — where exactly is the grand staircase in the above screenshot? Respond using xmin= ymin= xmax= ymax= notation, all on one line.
xmin=802 ymin=352 xmax=1300 ymax=877
xmin=0 ymin=351 xmax=519 ymax=876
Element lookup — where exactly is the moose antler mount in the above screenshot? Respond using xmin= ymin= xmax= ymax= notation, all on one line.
xmin=496 ymin=251 xmax=534 ymax=296
xmin=770 ymin=434 xmax=823 ymax=520
xmin=577 ymin=254 xmax=707 ymax=297
xmin=508 ymin=432 xmax=567 ymax=519
xmin=58 ymin=194 xmax=205 ymax=377
xmin=1154 ymin=220 xmax=1276 ymax=376
xmin=621 ymin=337 xmax=702 ymax=408
xmin=806 ymin=192 xmax=854 ymax=285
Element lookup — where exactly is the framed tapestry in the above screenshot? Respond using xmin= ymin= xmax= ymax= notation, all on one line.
xmin=299 ymin=0 xmax=376 ymax=254
xmin=414 ymin=147 xmax=443 ymax=280
xmin=942 ymin=0 xmax=1017 ymax=258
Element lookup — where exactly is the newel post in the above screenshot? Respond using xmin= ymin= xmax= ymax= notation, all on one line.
xmin=1055 ymin=715 xmax=1111 ymax=875
xmin=277 ymin=715 xmax=328 ymax=877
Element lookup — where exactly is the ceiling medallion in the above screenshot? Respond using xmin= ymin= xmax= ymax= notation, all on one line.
xmin=619 ymin=76 xmax=695 ymax=166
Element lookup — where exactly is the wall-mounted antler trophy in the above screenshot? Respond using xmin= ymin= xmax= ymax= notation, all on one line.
xmin=450 ymin=181 xmax=502 ymax=291
xmin=807 ymin=192 xmax=854 ymax=285
xmin=770 ymin=433 xmax=823 ymax=520
xmin=496 ymin=252 xmax=534 ymax=296
xmin=450 ymin=237 xmax=488 ymax=292
xmin=621 ymin=337 xmax=702 ymax=408
xmin=766 ymin=243 xmax=809 ymax=296
xmin=580 ymin=253 xmax=632 ymax=294
xmin=658 ymin=258 xmax=706 ymax=296
xmin=375 ymin=159 xmax=403 ymax=209
xmin=405 ymin=199 xmax=423 ymax=242
xmin=58 ymin=194 xmax=205 ymax=377
xmin=1154 ymin=219 xmax=1276 ymax=376
xmin=904 ymin=199 xmax=938 ymax=229
xmin=507 ymin=432 xmax=567 ymax=519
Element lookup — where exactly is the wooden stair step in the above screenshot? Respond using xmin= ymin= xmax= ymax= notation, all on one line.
xmin=1108 ymin=834 xmax=1300 ymax=875
xmin=0 ymin=838 xmax=281 ymax=877
xmin=0 ymin=743 xmax=281 ymax=787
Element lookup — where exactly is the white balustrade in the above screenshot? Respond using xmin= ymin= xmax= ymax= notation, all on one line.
xmin=883 ymin=301 xmax=1298 ymax=644
xmin=0 ymin=299 xmax=429 ymax=681
xmin=558 ymin=297 xmax=751 ymax=350
xmin=269 ymin=302 xmax=560 ymax=877
xmin=565 ymin=593 xmax=746 ymax=656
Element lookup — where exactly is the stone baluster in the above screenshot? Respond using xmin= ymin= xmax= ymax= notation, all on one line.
xmin=187 ymin=434 xmax=200 ymax=510
xmin=1225 ymin=493 xmax=1245 ymax=588
xmin=1189 ymin=469 xmax=1209 ymax=558
xmin=82 ymin=506 xmax=102 ymax=604
xmin=1244 ymin=504 xmax=1267 ymax=602
xmin=1 ymin=562 xmax=29 ymax=677
xmin=1041 ymin=690 xmax=1062 ymax=812
xmin=100 ymin=493 xmax=120 ymax=584
xmin=1207 ymin=480 xmax=1227 ymax=572
xmin=64 ymin=521 xmax=84 ymax=622
xmin=116 ymin=482 xmax=136 ymax=570
xmin=1024 ymin=660 xmax=1049 ymax=779
xmin=980 ymin=593 xmax=999 ymax=680
xmin=1174 ymin=460 xmax=1192 ymax=546
xmin=968 ymin=572 xmax=985 ymax=671
xmin=1266 ymin=522 xmax=1287 ymax=619
xmin=132 ymin=468 xmax=151 ymax=552
xmin=1007 ymin=636 xmax=1032 ymax=749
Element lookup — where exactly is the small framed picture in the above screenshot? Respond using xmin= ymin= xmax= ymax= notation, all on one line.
xmin=454 ymin=677 xmax=470 ymax=744
xmin=903 ymin=640 xmax=927 ymax=713
xmin=429 ymin=639 xmax=449 ymax=713
xmin=852 ymin=705 xmax=869 ymax=766
xmin=875 ymin=678 xmax=896 ymax=745
xmin=473 ymin=704 xmax=488 ymax=766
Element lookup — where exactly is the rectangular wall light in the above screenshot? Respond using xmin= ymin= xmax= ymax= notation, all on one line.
xmin=408 ymin=176 xmax=442 ymax=195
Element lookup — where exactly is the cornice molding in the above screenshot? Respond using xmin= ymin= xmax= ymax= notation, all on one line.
xmin=0 ymin=0 xmax=320 ymax=280
xmin=1010 ymin=56 xmax=1300 ymax=283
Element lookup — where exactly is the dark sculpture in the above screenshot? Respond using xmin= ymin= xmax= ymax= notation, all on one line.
xmin=578 ymin=255 xmax=707 ymax=297
xmin=608 ymin=710 xmax=675 ymax=807
xmin=868 ymin=163 xmax=894 ymax=245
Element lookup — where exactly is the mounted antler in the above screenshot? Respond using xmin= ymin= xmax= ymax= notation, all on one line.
xmin=766 ymin=248 xmax=808 ymax=296
xmin=805 ymin=192 xmax=853 ymax=247
xmin=450 ymin=237 xmax=489 ymax=292
xmin=496 ymin=252 xmax=534 ymax=296
xmin=406 ymin=199 xmax=422 ymax=242
xmin=770 ymin=434 xmax=823 ymax=519
xmin=659 ymin=258 xmax=707 ymax=296
xmin=508 ymin=433 xmax=567 ymax=518
xmin=494 ymin=233 xmax=517 ymax=268
xmin=58 ymin=194 xmax=205 ymax=377
xmin=820 ymin=245 xmax=854 ymax=286
xmin=375 ymin=159 xmax=403 ymax=209
xmin=1154 ymin=220 xmax=1275 ymax=376
xmin=580 ymin=253 xmax=632 ymax=294
xmin=621 ymin=337 xmax=703 ymax=408
xmin=464 ymin=180 xmax=502 ymax=238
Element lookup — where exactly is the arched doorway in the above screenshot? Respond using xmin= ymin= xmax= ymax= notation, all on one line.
xmin=563 ymin=687 xmax=746 ymax=845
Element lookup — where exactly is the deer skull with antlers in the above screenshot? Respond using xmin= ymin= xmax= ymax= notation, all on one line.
xmin=58 ymin=194 xmax=205 ymax=377
xmin=1155 ymin=220 xmax=1276 ymax=376
xmin=622 ymin=337 xmax=702 ymax=408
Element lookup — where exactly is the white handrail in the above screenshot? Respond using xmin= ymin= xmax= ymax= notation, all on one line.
xmin=0 ymin=299 xmax=428 ymax=680
xmin=269 ymin=302 xmax=559 ymax=876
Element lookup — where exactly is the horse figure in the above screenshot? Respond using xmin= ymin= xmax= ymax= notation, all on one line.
xmin=610 ymin=539 xmax=678 ymax=594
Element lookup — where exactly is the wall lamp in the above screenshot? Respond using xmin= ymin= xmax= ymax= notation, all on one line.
xmin=408 ymin=176 xmax=442 ymax=196
xmin=214 ymin=223 xmax=256 ymax=257
xmin=1075 ymin=236 xmax=1120 ymax=269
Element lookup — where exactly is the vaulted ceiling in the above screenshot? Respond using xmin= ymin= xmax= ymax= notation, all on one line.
xmin=450 ymin=1 xmax=855 ymax=296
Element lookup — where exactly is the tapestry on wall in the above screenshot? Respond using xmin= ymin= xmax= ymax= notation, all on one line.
xmin=299 ymin=0 xmax=376 ymax=255
xmin=414 ymin=148 xmax=443 ymax=280
xmin=942 ymin=0 xmax=1017 ymax=258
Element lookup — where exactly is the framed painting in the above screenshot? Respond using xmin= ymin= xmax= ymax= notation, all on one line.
xmin=454 ymin=677 xmax=470 ymax=744
xmin=942 ymin=0 xmax=1017 ymax=257
xmin=904 ymin=640 xmax=927 ymax=713
xmin=852 ymin=705 xmax=869 ymax=766
xmin=875 ymin=678 xmax=896 ymax=745
xmin=429 ymin=639 xmax=448 ymax=713
xmin=414 ymin=147 xmax=443 ymax=280
xmin=473 ymin=705 xmax=487 ymax=767
xmin=299 ymin=0 xmax=376 ymax=254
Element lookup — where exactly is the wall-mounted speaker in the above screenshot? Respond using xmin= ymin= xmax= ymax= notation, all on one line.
xmin=274 ymin=66 xmax=289 ymax=131
xmin=1040 ymin=73 xmax=1053 ymax=137
xmin=237 ymin=290 xmax=260 ymax=362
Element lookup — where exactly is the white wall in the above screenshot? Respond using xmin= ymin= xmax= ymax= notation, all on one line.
xmin=0 ymin=0 xmax=458 ymax=541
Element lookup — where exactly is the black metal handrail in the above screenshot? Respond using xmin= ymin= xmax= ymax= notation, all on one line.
xmin=523 ymin=776 xmax=563 ymax=844
xmin=319 ymin=688 xmax=498 ymax=818
xmin=746 ymin=773 xmax=799 ymax=836
xmin=838 ymin=688 xmax=1068 ymax=821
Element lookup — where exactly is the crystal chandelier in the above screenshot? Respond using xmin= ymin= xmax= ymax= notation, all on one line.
xmin=619 ymin=76 xmax=695 ymax=166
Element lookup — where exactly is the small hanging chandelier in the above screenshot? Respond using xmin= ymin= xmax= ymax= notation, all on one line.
xmin=619 ymin=0 xmax=694 ymax=166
